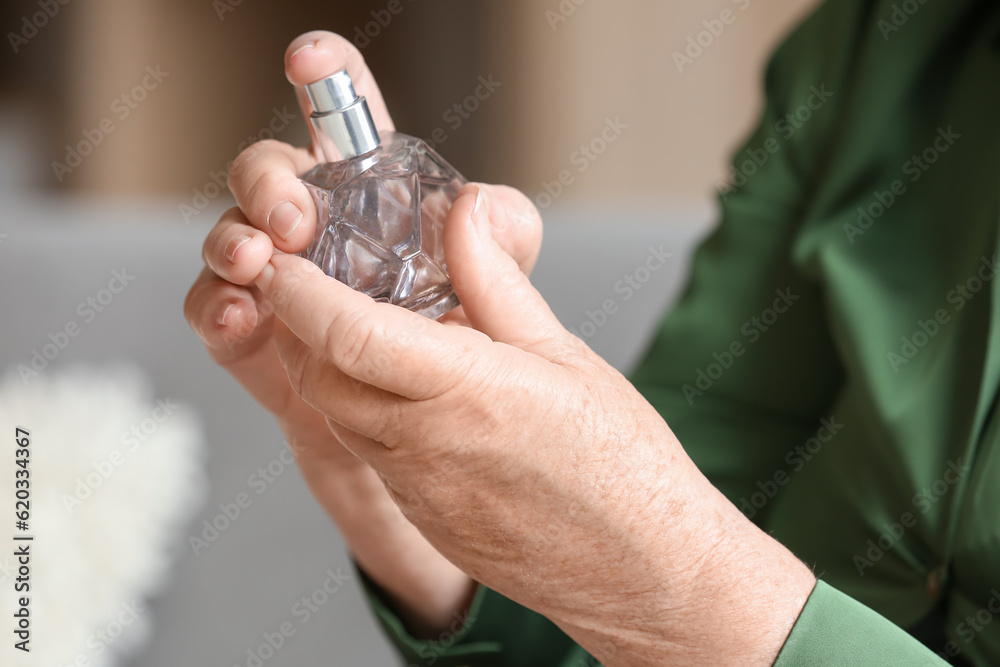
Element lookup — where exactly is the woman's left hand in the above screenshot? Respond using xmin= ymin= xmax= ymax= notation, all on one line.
xmin=254 ymin=186 xmax=815 ymax=666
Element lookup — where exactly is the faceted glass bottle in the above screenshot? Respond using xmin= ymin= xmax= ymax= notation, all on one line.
xmin=297 ymin=70 xmax=465 ymax=320
xmin=301 ymin=133 xmax=465 ymax=319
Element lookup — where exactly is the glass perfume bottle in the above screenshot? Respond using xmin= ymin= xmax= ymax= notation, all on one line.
xmin=298 ymin=70 xmax=466 ymax=319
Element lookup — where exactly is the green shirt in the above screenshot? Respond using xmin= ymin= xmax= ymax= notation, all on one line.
xmin=360 ymin=0 xmax=1000 ymax=664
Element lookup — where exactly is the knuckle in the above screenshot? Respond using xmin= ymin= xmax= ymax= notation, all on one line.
xmin=339 ymin=373 xmax=397 ymax=442
xmin=326 ymin=308 xmax=378 ymax=378
xmin=226 ymin=145 xmax=260 ymax=193
xmin=252 ymin=169 xmax=289 ymax=199
xmin=368 ymin=401 xmax=405 ymax=444
xmin=249 ymin=171 xmax=293 ymax=221
xmin=227 ymin=140 xmax=281 ymax=193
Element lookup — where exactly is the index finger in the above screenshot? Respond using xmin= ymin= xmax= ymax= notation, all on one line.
xmin=255 ymin=253 xmax=489 ymax=400
xmin=285 ymin=31 xmax=395 ymax=157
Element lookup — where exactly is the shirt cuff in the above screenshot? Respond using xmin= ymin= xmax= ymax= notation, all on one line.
xmin=774 ymin=580 xmax=948 ymax=666
xmin=355 ymin=564 xmax=504 ymax=667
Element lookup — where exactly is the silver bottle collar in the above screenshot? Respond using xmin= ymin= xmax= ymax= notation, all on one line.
xmin=305 ymin=70 xmax=380 ymax=161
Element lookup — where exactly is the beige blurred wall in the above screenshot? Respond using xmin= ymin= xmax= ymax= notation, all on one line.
xmin=52 ymin=0 xmax=482 ymax=200
xmin=42 ymin=0 xmax=820 ymax=207
xmin=480 ymin=0 xmax=820 ymax=205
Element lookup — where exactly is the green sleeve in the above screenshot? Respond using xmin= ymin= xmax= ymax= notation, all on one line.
xmin=628 ymin=0 xmax=858 ymax=514
xmin=356 ymin=566 xmax=593 ymax=667
xmin=775 ymin=581 xmax=947 ymax=666
xmin=357 ymin=571 xmax=948 ymax=667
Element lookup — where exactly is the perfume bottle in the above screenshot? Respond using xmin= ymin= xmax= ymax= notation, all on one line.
xmin=298 ymin=70 xmax=466 ymax=319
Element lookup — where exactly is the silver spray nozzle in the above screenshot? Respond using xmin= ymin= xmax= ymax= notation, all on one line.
xmin=305 ymin=69 xmax=380 ymax=161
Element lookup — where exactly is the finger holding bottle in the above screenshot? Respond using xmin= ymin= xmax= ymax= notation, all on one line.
xmin=225 ymin=141 xmax=317 ymax=254
xmin=226 ymin=30 xmax=543 ymax=294
xmin=224 ymin=31 xmax=395 ymax=255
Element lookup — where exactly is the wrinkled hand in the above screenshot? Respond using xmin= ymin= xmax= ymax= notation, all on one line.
xmin=255 ymin=184 xmax=813 ymax=665
xmin=183 ymin=31 xmax=545 ymax=635
xmin=183 ymin=30 xmax=542 ymax=481
xmin=187 ymin=30 xmax=815 ymax=665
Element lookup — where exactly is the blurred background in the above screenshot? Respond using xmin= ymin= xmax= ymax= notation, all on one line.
xmin=0 ymin=0 xmax=818 ymax=206
xmin=0 ymin=1 xmax=819 ymax=665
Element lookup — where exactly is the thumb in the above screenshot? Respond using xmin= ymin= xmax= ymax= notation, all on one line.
xmin=444 ymin=184 xmax=567 ymax=352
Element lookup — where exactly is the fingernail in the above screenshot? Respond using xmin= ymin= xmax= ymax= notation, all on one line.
xmin=256 ymin=260 xmax=276 ymax=293
xmin=473 ymin=187 xmax=485 ymax=215
xmin=471 ymin=188 xmax=491 ymax=240
xmin=268 ymin=200 xmax=303 ymax=240
xmin=225 ymin=234 xmax=252 ymax=263
xmin=290 ymin=42 xmax=315 ymax=61
xmin=218 ymin=302 xmax=235 ymax=326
